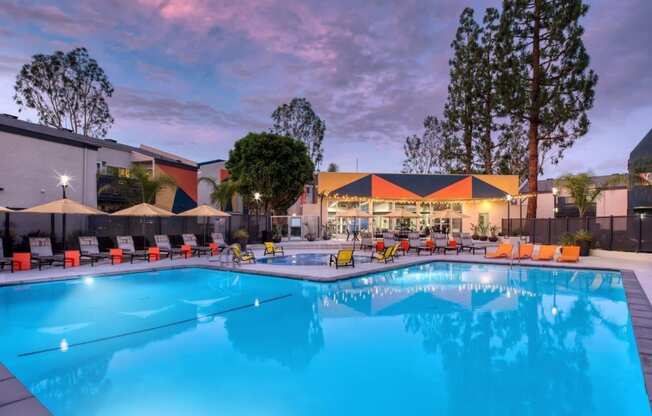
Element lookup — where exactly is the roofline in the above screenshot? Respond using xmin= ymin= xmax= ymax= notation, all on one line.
xmin=197 ymin=159 xmax=226 ymax=166
xmin=155 ymin=158 xmax=198 ymax=171
xmin=0 ymin=120 xmax=100 ymax=150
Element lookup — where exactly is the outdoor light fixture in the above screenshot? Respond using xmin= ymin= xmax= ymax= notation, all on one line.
xmin=551 ymin=186 xmax=559 ymax=196
xmin=254 ymin=192 xmax=261 ymax=201
xmin=58 ymin=174 xmax=71 ymax=198
xmin=552 ymin=186 xmax=560 ymax=217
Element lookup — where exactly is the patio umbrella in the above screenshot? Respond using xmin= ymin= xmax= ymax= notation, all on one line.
xmin=0 ymin=206 xmax=13 ymax=213
xmin=22 ymin=198 xmax=106 ymax=249
xmin=384 ymin=207 xmax=420 ymax=219
xmin=111 ymin=203 xmax=175 ymax=238
xmin=336 ymin=208 xmax=372 ymax=248
xmin=178 ymin=204 xmax=230 ymax=245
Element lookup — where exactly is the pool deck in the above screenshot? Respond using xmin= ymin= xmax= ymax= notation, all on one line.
xmin=2 ymin=246 xmax=652 ymax=412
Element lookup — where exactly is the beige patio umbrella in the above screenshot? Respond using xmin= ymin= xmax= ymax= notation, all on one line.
xmin=22 ymin=198 xmax=106 ymax=249
xmin=111 ymin=203 xmax=175 ymax=238
xmin=384 ymin=207 xmax=420 ymax=219
xmin=0 ymin=206 xmax=13 ymax=213
xmin=178 ymin=204 xmax=231 ymax=244
xmin=111 ymin=203 xmax=175 ymax=217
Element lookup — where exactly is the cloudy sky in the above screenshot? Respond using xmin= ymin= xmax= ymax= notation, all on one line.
xmin=0 ymin=0 xmax=650 ymax=178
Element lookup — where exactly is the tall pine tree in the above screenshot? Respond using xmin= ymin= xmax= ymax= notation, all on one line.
xmin=443 ymin=7 xmax=482 ymax=173
xmin=496 ymin=0 xmax=598 ymax=218
xmin=402 ymin=116 xmax=457 ymax=174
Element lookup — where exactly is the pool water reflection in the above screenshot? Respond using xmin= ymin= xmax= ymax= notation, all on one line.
xmin=0 ymin=263 xmax=648 ymax=415
xmin=257 ymin=252 xmax=372 ymax=265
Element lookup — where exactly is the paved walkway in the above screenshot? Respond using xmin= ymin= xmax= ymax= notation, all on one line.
xmin=2 ymin=247 xmax=650 ymax=296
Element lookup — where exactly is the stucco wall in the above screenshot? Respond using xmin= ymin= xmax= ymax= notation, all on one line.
xmin=0 ymin=131 xmax=98 ymax=208
xmin=596 ymin=188 xmax=628 ymax=216
xmin=461 ymin=200 xmax=511 ymax=233
xmin=97 ymin=146 xmax=132 ymax=169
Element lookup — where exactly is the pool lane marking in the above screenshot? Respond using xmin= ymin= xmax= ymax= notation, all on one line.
xmin=17 ymin=293 xmax=293 ymax=358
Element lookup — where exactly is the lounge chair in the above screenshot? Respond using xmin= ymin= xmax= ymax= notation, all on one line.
xmin=29 ymin=237 xmax=70 ymax=269
xmin=436 ymin=238 xmax=459 ymax=254
xmin=512 ymin=243 xmax=533 ymax=259
xmin=329 ymin=249 xmax=354 ymax=268
xmin=407 ymin=233 xmax=422 ymax=255
xmin=182 ymin=234 xmax=212 ymax=257
xmin=533 ymin=245 xmax=556 ymax=261
xmin=459 ymin=237 xmax=487 ymax=255
xmin=383 ymin=232 xmax=396 ymax=250
xmin=359 ymin=233 xmax=375 ymax=250
xmin=557 ymin=245 xmax=580 ymax=263
xmin=485 ymin=243 xmax=513 ymax=259
xmin=116 ymin=236 xmax=149 ymax=263
xmin=78 ymin=236 xmax=110 ymax=266
xmin=211 ymin=232 xmax=227 ymax=248
xmin=154 ymin=235 xmax=184 ymax=260
xmin=371 ymin=243 xmax=399 ymax=263
xmin=417 ymin=239 xmax=435 ymax=255
xmin=263 ymin=242 xmax=284 ymax=256
xmin=231 ymin=244 xmax=256 ymax=264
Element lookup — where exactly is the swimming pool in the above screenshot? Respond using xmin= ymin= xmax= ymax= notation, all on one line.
xmin=0 ymin=264 xmax=649 ymax=415
xmin=257 ymin=252 xmax=372 ymax=265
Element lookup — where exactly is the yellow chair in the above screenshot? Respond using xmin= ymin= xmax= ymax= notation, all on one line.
xmin=329 ymin=249 xmax=354 ymax=269
xmin=372 ymin=242 xmax=399 ymax=263
xmin=485 ymin=243 xmax=513 ymax=259
xmin=231 ymin=244 xmax=256 ymax=264
xmin=557 ymin=245 xmax=580 ymax=263
xmin=512 ymin=244 xmax=533 ymax=259
xmin=533 ymin=245 xmax=557 ymax=261
xmin=263 ymin=242 xmax=284 ymax=256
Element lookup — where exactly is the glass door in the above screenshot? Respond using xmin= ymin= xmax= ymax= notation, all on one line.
xmin=290 ymin=216 xmax=302 ymax=240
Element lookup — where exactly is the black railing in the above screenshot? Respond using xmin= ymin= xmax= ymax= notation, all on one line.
xmin=1 ymin=212 xmax=270 ymax=254
xmin=501 ymin=215 xmax=652 ymax=253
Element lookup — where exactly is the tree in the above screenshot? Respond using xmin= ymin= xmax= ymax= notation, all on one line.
xmin=443 ymin=7 xmax=482 ymax=173
xmin=494 ymin=120 xmax=529 ymax=180
xmin=496 ymin=0 xmax=598 ymax=218
xmin=326 ymin=162 xmax=339 ymax=172
xmin=14 ymin=47 xmax=114 ymax=138
xmin=556 ymin=173 xmax=623 ymax=217
xmin=98 ymin=164 xmax=176 ymax=209
xmin=198 ymin=177 xmax=238 ymax=211
xmin=475 ymin=7 xmax=502 ymax=173
xmin=271 ymin=98 xmax=326 ymax=170
xmin=226 ymin=132 xmax=314 ymax=214
xmin=402 ymin=116 xmax=456 ymax=174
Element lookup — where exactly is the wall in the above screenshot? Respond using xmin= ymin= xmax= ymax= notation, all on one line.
xmin=197 ymin=161 xmax=224 ymax=206
xmin=0 ymin=131 xmax=98 ymax=208
xmin=461 ymin=200 xmax=510 ymax=233
xmin=596 ymin=188 xmax=628 ymax=216
xmin=97 ymin=146 xmax=132 ymax=170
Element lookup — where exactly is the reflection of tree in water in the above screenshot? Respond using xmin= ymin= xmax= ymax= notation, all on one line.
xmin=403 ymin=273 xmax=625 ymax=415
xmin=225 ymin=289 xmax=324 ymax=370
xmin=30 ymin=358 xmax=112 ymax=415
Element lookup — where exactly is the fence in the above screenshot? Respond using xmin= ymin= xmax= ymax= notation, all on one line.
xmin=1 ymin=212 xmax=270 ymax=255
xmin=501 ymin=215 xmax=652 ymax=253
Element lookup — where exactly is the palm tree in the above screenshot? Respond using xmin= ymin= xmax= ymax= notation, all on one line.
xmin=556 ymin=173 xmax=624 ymax=217
xmin=99 ymin=164 xmax=176 ymax=207
xmin=198 ymin=176 xmax=238 ymax=211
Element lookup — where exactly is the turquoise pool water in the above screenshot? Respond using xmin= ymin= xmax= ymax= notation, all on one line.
xmin=0 ymin=264 xmax=649 ymax=415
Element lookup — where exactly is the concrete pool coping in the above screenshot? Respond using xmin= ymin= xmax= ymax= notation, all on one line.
xmin=2 ymin=249 xmax=652 ymax=412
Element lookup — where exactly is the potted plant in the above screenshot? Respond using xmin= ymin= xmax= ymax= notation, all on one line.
xmin=304 ymin=222 xmax=316 ymax=241
xmin=559 ymin=232 xmax=576 ymax=247
xmin=488 ymin=225 xmax=498 ymax=242
xmin=477 ymin=223 xmax=489 ymax=241
xmin=470 ymin=223 xmax=479 ymax=240
xmin=575 ymin=229 xmax=592 ymax=256
xmin=232 ymin=228 xmax=249 ymax=250
xmin=271 ymin=225 xmax=283 ymax=243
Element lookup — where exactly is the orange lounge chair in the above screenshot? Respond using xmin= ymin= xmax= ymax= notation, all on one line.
xmin=512 ymin=244 xmax=533 ymax=259
xmin=485 ymin=243 xmax=513 ymax=259
xmin=533 ymin=245 xmax=556 ymax=261
xmin=557 ymin=245 xmax=580 ymax=263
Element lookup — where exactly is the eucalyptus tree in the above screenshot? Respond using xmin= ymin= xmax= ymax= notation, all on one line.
xmin=14 ymin=47 xmax=114 ymax=138
xmin=271 ymin=98 xmax=326 ymax=171
xmin=402 ymin=116 xmax=457 ymax=174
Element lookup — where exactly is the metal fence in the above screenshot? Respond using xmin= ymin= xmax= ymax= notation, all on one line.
xmin=501 ymin=215 xmax=652 ymax=253
xmin=1 ymin=212 xmax=270 ymax=255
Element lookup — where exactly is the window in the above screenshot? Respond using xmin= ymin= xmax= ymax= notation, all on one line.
xmin=478 ymin=213 xmax=489 ymax=226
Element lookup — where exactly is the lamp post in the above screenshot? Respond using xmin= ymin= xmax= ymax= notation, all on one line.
xmin=552 ymin=186 xmax=559 ymax=218
xmin=506 ymin=194 xmax=513 ymax=236
xmin=58 ymin=175 xmax=71 ymax=249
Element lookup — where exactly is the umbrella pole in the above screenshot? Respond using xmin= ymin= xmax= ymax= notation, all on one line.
xmin=204 ymin=216 xmax=208 ymax=246
xmin=62 ymin=213 xmax=67 ymax=250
